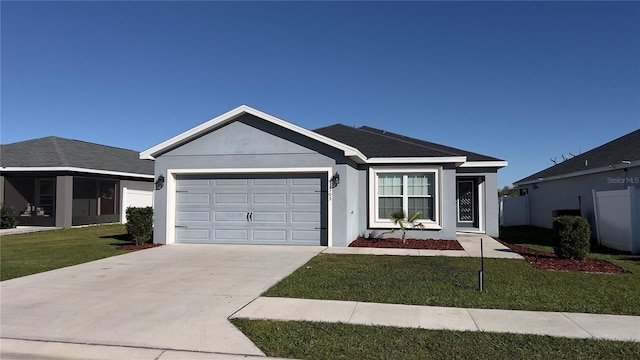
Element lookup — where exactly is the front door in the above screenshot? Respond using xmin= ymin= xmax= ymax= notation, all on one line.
xmin=456 ymin=179 xmax=478 ymax=229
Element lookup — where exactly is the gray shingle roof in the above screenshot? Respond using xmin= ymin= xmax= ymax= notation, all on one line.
xmin=313 ymin=124 xmax=502 ymax=161
xmin=0 ymin=136 xmax=154 ymax=176
xmin=515 ymin=129 xmax=640 ymax=184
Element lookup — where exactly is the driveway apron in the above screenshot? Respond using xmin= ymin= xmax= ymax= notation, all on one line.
xmin=0 ymin=244 xmax=323 ymax=356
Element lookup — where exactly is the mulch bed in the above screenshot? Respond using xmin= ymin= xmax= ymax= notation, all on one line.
xmin=349 ymin=237 xmax=464 ymax=250
xmin=116 ymin=243 xmax=164 ymax=250
xmin=494 ymin=238 xmax=628 ymax=274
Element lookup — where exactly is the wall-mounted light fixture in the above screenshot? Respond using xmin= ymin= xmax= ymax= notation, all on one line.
xmin=155 ymin=175 xmax=165 ymax=190
xmin=330 ymin=172 xmax=340 ymax=188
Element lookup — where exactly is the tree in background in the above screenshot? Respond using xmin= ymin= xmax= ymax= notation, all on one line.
xmin=498 ymin=186 xmax=518 ymax=198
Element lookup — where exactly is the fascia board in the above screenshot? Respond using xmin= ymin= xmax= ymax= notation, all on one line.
xmin=459 ymin=161 xmax=508 ymax=168
xmin=514 ymin=161 xmax=640 ymax=186
xmin=0 ymin=167 xmax=154 ymax=179
xmin=366 ymin=156 xmax=467 ymax=164
xmin=140 ymin=105 xmax=367 ymax=161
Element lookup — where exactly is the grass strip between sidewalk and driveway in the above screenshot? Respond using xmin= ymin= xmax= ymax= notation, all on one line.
xmin=231 ymin=319 xmax=640 ymax=360
xmin=1 ymin=224 xmax=135 ymax=281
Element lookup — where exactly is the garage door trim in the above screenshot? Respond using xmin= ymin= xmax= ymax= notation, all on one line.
xmin=164 ymin=167 xmax=333 ymax=246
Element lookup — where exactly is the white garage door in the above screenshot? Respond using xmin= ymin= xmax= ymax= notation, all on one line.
xmin=175 ymin=174 xmax=326 ymax=245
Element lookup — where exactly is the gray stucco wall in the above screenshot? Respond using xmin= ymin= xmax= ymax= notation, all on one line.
xmin=121 ymin=180 xmax=153 ymax=192
xmin=518 ymin=166 xmax=640 ymax=230
xmin=153 ymin=115 xmax=352 ymax=246
xmin=0 ymin=175 xmax=4 ymax=209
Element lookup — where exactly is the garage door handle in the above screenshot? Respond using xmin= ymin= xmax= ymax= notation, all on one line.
xmin=246 ymin=212 xmax=250 ymax=221
xmin=246 ymin=212 xmax=253 ymax=222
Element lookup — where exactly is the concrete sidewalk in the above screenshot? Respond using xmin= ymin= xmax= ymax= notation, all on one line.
xmin=324 ymin=233 xmax=523 ymax=259
xmin=0 ymin=338 xmax=290 ymax=360
xmin=232 ymin=297 xmax=640 ymax=343
xmin=0 ymin=226 xmax=59 ymax=236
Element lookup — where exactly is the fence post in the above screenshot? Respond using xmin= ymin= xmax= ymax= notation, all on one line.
xmin=630 ymin=186 xmax=639 ymax=254
xmin=592 ymin=189 xmax=601 ymax=246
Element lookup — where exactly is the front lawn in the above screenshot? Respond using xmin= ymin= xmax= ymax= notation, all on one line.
xmin=264 ymin=252 xmax=640 ymax=315
xmin=232 ymin=319 xmax=640 ymax=360
xmin=1 ymin=224 xmax=136 ymax=281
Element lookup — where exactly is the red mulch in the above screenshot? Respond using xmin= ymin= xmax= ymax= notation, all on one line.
xmin=117 ymin=243 xmax=164 ymax=250
xmin=349 ymin=237 xmax=464 ymax=250
xmin=494 ymin=238 xmax=628 ymax=274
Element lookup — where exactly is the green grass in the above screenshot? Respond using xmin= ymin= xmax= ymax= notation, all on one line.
xmin=264 ymin=253 xmax=640 ymax=315
xmin=1 ymin=224 xmax=136 ymax=281
xmin=232 ymin=319 xmax=640 ymax=360
xmin=265 ymin=225 xmax=640 ymax=315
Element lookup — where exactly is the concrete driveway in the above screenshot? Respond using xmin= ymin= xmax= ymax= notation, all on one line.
xmin=1 ymin=244 xmax=323 ymax=358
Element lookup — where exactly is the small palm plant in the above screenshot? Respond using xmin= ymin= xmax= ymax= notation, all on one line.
xmin=386 ymin=210 xmax=425 ymax=244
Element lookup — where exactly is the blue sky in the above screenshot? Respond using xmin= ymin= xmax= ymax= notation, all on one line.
xmin=2 ymin=1 xmax=639 ymax=188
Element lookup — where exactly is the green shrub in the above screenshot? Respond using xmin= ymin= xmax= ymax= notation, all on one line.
xmin=552 ymin=216 xmax=591 ymax=260
xmin=0 ymin=204 xmax=18 ymax=229
xmin=126 ymin=207 xmax=154 ymax=245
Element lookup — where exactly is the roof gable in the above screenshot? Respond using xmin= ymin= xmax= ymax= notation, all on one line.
xmin=1 ymin=136 xmax=154 ymax=177
xmin=515 ymin=129 xmax=640 ymax=184
xmin=140 ymin=105 xmax=365 ymax=161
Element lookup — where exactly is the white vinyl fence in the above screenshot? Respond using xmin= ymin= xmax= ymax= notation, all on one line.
xmin=121 ymin=187 xmax=154 ymax=224
xmin=593 ymin=187 xmax=640 ymax=254
xmin=499 ymin=195 xmax=529 ymax=226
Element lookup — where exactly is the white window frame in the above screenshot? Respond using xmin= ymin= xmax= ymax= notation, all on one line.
xmin=369 ymin=167 xmax=441 ymax=229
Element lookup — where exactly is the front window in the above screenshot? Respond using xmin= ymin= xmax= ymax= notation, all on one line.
xmin=370 ymin=168 xmax=440 ymax=228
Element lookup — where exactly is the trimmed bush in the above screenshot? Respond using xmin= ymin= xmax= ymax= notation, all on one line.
xmin=0 ymin=204 xmax=18 ymax=229
xmin=552 ymin=216 xmax=591 ymax=260
xmin=126 ymin=206 xmax=154 ymax=245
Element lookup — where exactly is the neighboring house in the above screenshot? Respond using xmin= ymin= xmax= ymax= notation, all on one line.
xmin=513 ymin=129 xmax=640 ymax=230
xmin=141 ymin=105 xmax=507 ymax=247
xmin=1 ymin=136 xmax=154 ymax=228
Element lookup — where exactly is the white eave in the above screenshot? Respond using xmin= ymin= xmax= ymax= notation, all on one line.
xmin=140 ymin=105 xmax=367 ymax=162
xmin=0 ymin=167 xmax=154 ymax=179
xmin=459 ymin=160 xmax=508 ymax=168
xmin=367 ymin=156 xmax=467 ymax=165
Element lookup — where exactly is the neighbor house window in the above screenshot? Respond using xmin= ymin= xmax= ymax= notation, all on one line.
xmin=370 ymin=168 xmax=440 ymax=229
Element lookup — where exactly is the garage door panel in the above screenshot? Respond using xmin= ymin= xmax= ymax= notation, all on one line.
xmin=214 ymin=193 xmax=248 ymax=204
xmin=252 ymin=229 xmax=287 ymax=242
xmin=292 ymin=193 xmax=320 ymax=204
xmin=214 ymin=179 xmax=248 ymax=187
xmin=292 ymin=230 xmax=320 ymax=243
xmin=175 ymin=174 xmax=325 ymax=245
xmin=178 ymin=193 xmax=210 ymax=204
xmin=253 ymin=178 xmax=287 ymax=187
xmin=252 ymin=193 xmax=287 ymax=205
xmin=292 ymin=178 xmax=321 ymax=186
xmin=214 ymin=229 xmax=248 ymax=241
xmin=213 ymin=211 xmax=248 ymax=222
xmin=178 ymin=179 xmax=210 ymax=187
xmin=291 ymin=212 xmax=320 ymax=223
xmin=252 ymin=211 xmax=287 ymax=223
xmin=176 ymin=228 xmax=210 ymax=242
xmin=177 ymin=211 xmax=210 ymax=222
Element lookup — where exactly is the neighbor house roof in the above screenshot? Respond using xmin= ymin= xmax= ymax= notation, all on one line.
xmin=515 ymin=129 xmax=640 ymax=185
xmin=314 ymin=124 xmax=503 ymax=162
xmin=1 ymin=136 xmax=154 ymax=178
